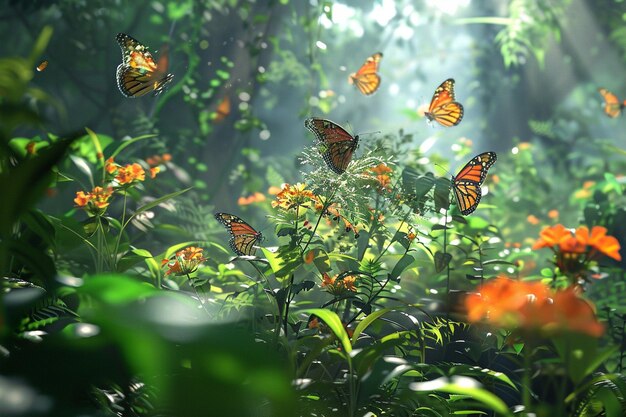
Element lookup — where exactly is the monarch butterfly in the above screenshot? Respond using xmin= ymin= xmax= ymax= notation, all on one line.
xmin=115 ymin=33 xmax=174 ymax=98
xmin=348 ymin=52 xmax=382 ymax=96
xmin=424 ymin=78 xmax=464 ymax=127
xmin=452 ymin=152 xmax=497 ymax=215
xmin=598 ymin=87 xmax=626 ymax=118
xmin=215 ymin=213 xmax=263 ymax=256
xmin=304 ymin=117 xmax=359 ymax=174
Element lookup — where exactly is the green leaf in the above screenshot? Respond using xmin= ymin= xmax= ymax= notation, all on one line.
xmin=351 ymin=308 xmax=393 ymax=344
xmin=109 ymin=134 xmax=158 ymax=159
xmin=410 ymin=376 xmax=512 ymax=416
xmin=131 ymin=188 xmax=192 ymax=220
xmin=434 ymin=177 xmax=451 ymax=212
xmin=434 ymin=252 xmax=452 ymax=273
xmin=303 ymin=308 xmax=351 ymax=354
xmin=390 ymin=254 xmax=415 ymax=281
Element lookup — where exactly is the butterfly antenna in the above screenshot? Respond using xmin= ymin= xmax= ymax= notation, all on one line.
xmin=434 ymin=163 xmax=455 ymax=178
xmin=358 ymin=130 xmax=382 ymax=137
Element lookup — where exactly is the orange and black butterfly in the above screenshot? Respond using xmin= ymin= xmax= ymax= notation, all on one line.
xmin=424 ymin=78 xmax=464 ymax=127
xmin=598 ymin=88 xmax=626 ymax=118
xmin=348 ymin=52 xmax=382 ymax=96
xmin=304 ymin=117 xmax=359 ymax=174
xmin=452 ymin=152 xmax=497 ymax=215
xmin=215 ymin=213 xmax=263 ymax=256
xmin=36 ymin=60 xmax=48 ymax=72
xmin=115 ymin=33 xmax=173 ymax=98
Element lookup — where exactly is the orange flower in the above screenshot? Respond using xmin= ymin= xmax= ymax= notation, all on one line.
xmin=271 ymin=183 xmax=316 ymax=210
xmin=26 ymin=141 xmax=37 ymax=155
xmin=490 ymin=174 xmax=500 ymax=185
xmin=531 ymin=224 xmax=571 ymax=250
xmin=547 ymin=209 xmax=559 ymax=219
xmin=466 ymin=278 xmax=604 ymax=337
xmin=105 ymin=158 xmax=118 ymax=174
xmin=342 ymin=275 xmax=357 ymax=292
xmin=267 ymin=186 xmax=282 ymax=195
xmin=90 ymin=186 xmax=114 ymax=209
xmin=370 ymin=163 xmax=392 ymax=175
xmin=74 ymin=191 xmax=91 ymax=207
xmin=559 ymin=236 xmax=586 ymax=254
xmin=576 ymin=226 xmax=622 ymax=261
xmin=518 ymin=142 xmax=531 ymax=150
xmin=162 ymin=153 xmax=172 ymax=162
xmin=320 ymin=273 xmax=357 ymax=295
xmin=149 ymin=167 xmax=160 ymax=179
xmin=407 ymin=232 xmax=416 ymax=242
xmin=162 ymin=246 xmax=207 ymax=276
xmin=238 ymin=191 xmax=266 ymax=206
xmin=527 ymin=215 xmax=540 ymax=225
xmin=308 ymin=317 xmax=321 ymax=330
xmin=368 ymin=164 xmax=393 ymax=192
xmin=74 ymin=186 xmax=113 ymax=211
xmin=115 ymin=163 xmax=146 ymax=185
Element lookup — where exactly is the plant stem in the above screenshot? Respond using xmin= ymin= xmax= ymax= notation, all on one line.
xmin=113 ymin=191 xmax=128 ymax=270
xmin=186 ymin=273 xmax=211 ymax=317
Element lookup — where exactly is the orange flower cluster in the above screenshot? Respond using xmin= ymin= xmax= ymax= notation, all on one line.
xmin=106 ymin=157 xmax=157 ymax=185
xmin=74 ymin=186 xmax=114 ymax=212
xmin=466 ymin=277 xmax=604 ymax=338
xmin=145 ymin=153 xmax=172 ymax=167
xmin=271 ymin=183 xmax=316 ymax=210
xmin=238 ymin=191 xmax=266 ymax=206
xmin=321 ymin=272 xmax=357 ymax=295
xmin=161 ymin=246 xmax=207 ymax=276
xmin=367 ymin=163 xmax=393 ymax=192
xmin=533 ymin=224 xmax=621 ymax=261
xmin=322 ymin=204 xmax=360 ymax=238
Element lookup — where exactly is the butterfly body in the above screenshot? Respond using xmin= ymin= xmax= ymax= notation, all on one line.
xmin=304 ymin=117 xmax=359 ymax=174
xmin=598 ymin=87 xmax=626 ymax=118
xmin=348 ymin=52 xmax=382 ymax=96
xmin=424 ymin=78 xmax=464 ymax=127
xmin=116 ymin=33 xmax=173 ymax=98
xmin=215 ymin=213 xmax=263 ymax=256
xmin=451 ymin=152 xmax=497 ymax=215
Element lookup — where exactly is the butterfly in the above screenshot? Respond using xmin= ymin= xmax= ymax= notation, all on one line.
xmin=214 ymin=213 xmax=263 ymax=256
xmin=451 ymin=152 xmax=497 ymax=215
xmin=115 ymin=33 xmax=174 ymax=98
xmin=598 ymin=88 xmax=626 ymax=118
xmin=348 ymin=52 xmax=382 ymax=96
xmin=424 ymin=78 xmax=464 ymax=127
xmin=304 ymin=118 xmax=359 ymax=174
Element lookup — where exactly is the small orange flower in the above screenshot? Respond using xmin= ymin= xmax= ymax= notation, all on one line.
xmin=518 ymin=142 xmax=531 ymax=150
xmin=149 ymin=167 xmax=160 ymax=179
xmin=90 ymin=186 xmax=113 ymax=209
xmin=162 ymin=246 xmax=207 ymax=276
xmin=342 ymin=275 xmax=357 ymax=292
xmin=547 ymin=209 xmax=559 ymax=219
xmin=105 ymin=158 xmax=118 ymax=174
xmin=238 ymin=191 xmax=266 ymax=206
xmin=74 ymin=191 xmax=91 ymax=207
xmin=308 ymin=317 xmax=321 ymax=330
xmin=271 ymin=183 xmax=316 ymax=210
xmin=115 ymin=163 xmax=146 ymax=185
xmin=320 ymin=273 xmax=357 ymax=295
xmin=407 ymin=232 xmax=416 ymax=242
xmin=582 ymin=181 xmax=595 ymax=189
xmin=490 ymin=174 xmax=500 ymax=185
xmin=370 ymin=163 xmax=392 ymax=175
xmin=268 ymin=186 xmax=282 ymax=195
xmin=527 ymin=215 xmax=540 ymax=225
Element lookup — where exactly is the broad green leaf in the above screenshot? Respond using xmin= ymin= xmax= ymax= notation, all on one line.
xmin=303 ymin=308 xmax=351 ymax=354
xmin=351 ymin=308 xmax=393 ymax=344
xmin=109 ymin=134 xmax=158 ymax=159
xmin=132 ymin=188 xmax=192 ymax=219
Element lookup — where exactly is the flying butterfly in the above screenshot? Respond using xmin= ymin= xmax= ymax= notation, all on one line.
xmin=348 ymin=52 xmax=382 ymax=96
xmin=115 ymin=33 xmax=174 ymax=98
xmin=214 ymin=213 xmax=263 ymax=256
xmin=424 ymin=78 xmax=464 ymax=127
xmin=598 ymin=87 xmax=626 ymax=118
xmin=304 ymin=117 xmax=359 ymax=174
xmin=451 ymin=152 xmax=497 ymax=215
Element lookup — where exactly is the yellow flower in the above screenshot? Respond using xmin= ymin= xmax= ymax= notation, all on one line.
xmin=149 ymin=167 xmax=160 ymax=179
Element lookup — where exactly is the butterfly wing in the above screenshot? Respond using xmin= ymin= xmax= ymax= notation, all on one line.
xmin=304 ymin=118 xmax=359 ymax=174
xmin=425 ymin=78 xmax=464 ymax=127
xmin=452 ymin=152 xmax=497 ymax=215
xmin=598 ymin=87 xmax=624 ymax=118
xmin=215 ymin=213 xmax=262 ymax=256
xmin=349 ymin=52 xmax=382 ymax=95
xmin=115 ymin=33 xmax=174 ymax=98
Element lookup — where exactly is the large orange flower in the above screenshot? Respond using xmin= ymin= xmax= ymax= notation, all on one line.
xmin=576 ymin=226 xmax=622 ymax=261
xmin=531 ymin=224 xmax=571 ymax=250
xmin=466 ymin=277 xmax=604 ymax=337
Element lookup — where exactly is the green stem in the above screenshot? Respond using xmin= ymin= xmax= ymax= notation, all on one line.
xmin=522 ymin=343 xmax=533 ymax=413
xmin=114 ymin=191 xmax=128 ymax=270
xmin=186 ymin=273 xmax=211 ymax=317
xmin=302 ymin=189 xmax=337 ymax=253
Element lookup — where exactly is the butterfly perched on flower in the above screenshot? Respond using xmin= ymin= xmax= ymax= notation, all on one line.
xmin=115 ymin=33 xmax=174 ymax=98
xmin=424 ymin=78 xmax=464 ymax=127
xmin=348 ymin=52 xmax=382 ymax=96
xmin=304 ymin=117 xmax=359 ymax=174
xmin=452 ymin=152 xmax=497 ymax=215
xmin=598 ymin=87 xmax=626 ymax=118
xmin=214 ymin=213 xmax=263 ymax=256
